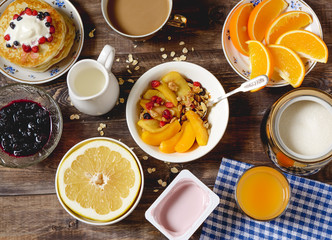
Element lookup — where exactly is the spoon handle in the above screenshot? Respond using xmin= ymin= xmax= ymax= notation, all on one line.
xmin=207 ymin=75 xmax=269 ymax=106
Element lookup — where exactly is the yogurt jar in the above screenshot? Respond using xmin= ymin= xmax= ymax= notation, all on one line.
xmin=145 ymin=170 xmax=219 ymax=240
xmin=262 ymin=88 xmax=332 ymax=175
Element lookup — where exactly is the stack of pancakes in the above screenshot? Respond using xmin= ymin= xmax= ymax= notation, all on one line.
xmin=0 ymin=0 xmax=75 ymax=72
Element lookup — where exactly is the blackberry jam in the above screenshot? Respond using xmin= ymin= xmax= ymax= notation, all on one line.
xmin=0 ymin=100 xmax=51 ymax=157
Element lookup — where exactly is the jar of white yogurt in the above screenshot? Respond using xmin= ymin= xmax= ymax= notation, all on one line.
xmin=262 ymin=88 xmax=332 ymax=176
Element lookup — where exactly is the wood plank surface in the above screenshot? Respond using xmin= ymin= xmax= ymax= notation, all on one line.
xmin=0 ymin=0 xmax=331 ymax=239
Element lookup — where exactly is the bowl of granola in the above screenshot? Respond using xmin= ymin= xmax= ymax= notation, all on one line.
xmin=126 ymin=62 xmax=229 ymax=162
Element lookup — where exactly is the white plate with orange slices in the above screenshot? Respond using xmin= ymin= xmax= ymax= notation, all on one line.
xmin=222 ymin=0 xmax=327 ymax=88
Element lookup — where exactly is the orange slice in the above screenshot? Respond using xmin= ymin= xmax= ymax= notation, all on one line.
xmin=267 ymin=44 xmax=305 ymax=88
xmin=229 ymin=3 xmax=254 ymax=56
xmin=275 ymin=30 xmax=328 ymax=63
xmin=248 ymin=0 xmax=288 ymax=41
xmin=265 ymin=11 xmax=313 ymax=44
xmin=246 ymin=40 xmax=274 ymax=80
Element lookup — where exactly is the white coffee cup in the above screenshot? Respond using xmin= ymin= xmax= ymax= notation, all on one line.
xmin=67 ymin=45 xmax=119 ymax=116
xmin=101 ymin=0 xmax=186 ymax=40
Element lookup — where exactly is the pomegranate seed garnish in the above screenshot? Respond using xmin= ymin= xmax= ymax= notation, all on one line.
xmin=151 ymin=80 xmax=161 ymax=88
xmin=46 ymin=16 xmax=52 ymax=23
xmin=165 ymin=102 xmax=174 ymax=108
xmin=22 ymin=44 xmax=31 ymax=53
xmin=25 ymin=8 xmax=32 ymax=15
xmin=193 ymin=81 xmax=201 ymax=87
xmin=13 ymin=14 xmax=19 ymax=20
xmin=49 ymin=25 xmax=55 ymax=34
xmin=151 ymin=96 xmax=159 ymax=103
xmin=19 ymin=11 xmax=25 ymax=16
xmin=32 ymin=10 xmax=38 ymax=16
xmin=145 ymin=101 xmax=154 ymax=111
xmin=47 ymin=36 xmax=53 ymax=42
xmin=31 ymin=46 xmax=39 ymax=53
xmin=162 ymin=109 xmax=172 ymax=119
xmin=38 ymin=37 xmax=46 ymax=44
xmin=151 ymin=96 xmax=163 ymax=104
xmin=4 ymin=34 xmax=10 ymax=41
xmin=160 ymin=121 xmax=167 ymax=127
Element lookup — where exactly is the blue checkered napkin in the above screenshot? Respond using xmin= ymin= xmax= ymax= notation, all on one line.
xmin=200 ymin=158 xmax=332 ymax=240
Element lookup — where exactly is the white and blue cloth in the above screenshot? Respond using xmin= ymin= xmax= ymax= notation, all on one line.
xmin=200 ymin=158 xmax=332 ymax=240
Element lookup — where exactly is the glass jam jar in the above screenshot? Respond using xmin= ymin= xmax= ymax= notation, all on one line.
xmin=261 ymin=88 xmax=332 ymax=176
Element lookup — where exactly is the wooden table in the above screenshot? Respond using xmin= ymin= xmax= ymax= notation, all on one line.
xmin=0 ymin=0 xmax=331 ymax=239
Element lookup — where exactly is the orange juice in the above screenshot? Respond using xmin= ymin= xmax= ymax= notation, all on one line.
xmin=236 ymin=166 xmax=290 ymax=221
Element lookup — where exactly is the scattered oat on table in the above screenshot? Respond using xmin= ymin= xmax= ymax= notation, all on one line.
xmin=161 ymin=182 xmax=167 ymax=187
xmin=143 ymin=156 xmax=148 ymax=160
xmin=132 ymin=59 xmax=138 ymax=66
xmin=153 ymin=189 xmax=159 ymax=192
xmin=162 ymin=54 xmax=168 ymax=59
xmin=119 ymin=98 xmax=125 ymax=104
xmin=182 ymin=47 xmax=188 ymax=54
xmin=192 ymin=47 xmax=195 ymax=52
xmin=70 ymin=114 xmax=80 ymax=120
xmin=179 ymin=41 xmax=185 ymax=45
xmin=134 ymin=66 xmax=140 ymax=71
xmin=134 ymin=44 xmax=137 ymax=48
xmin=97 ymin=123 xmax=107 ymax=136
xmin=168 ymin=36 xmax=171 ymax=40
xmin=116 ymin=58 xmax=120 ymax=62
xmin=127 ymin=54 xmax=133 ymax=63
xmin=127 ymin=78 xmax=135 ymax=83
xmin=147 ymin=168 xmax=156 ymax=174
xmin=171 ymin=167 xmax=179 ymax=174
xmin=170 ymin=51 xmax=175 ymax=57
xmin=160 ymin=47 xmax=165 ymax=52
xmin=158 ymin=179 xmax=163 ymax=185
xmin=127 ymin=69 xmax=132 ymax=74
xmin=88 ymin=28 xmax=95 ymax=38
xmin=118 ymin=78 xmax=124 ymax=85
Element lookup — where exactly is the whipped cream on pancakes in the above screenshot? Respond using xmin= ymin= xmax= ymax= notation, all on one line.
xmin=4 ymin=8 xmax=55 ymax=53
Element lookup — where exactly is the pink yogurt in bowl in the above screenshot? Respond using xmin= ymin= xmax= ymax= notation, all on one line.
xmin=145 ymin=170 xmax=220 ymax=239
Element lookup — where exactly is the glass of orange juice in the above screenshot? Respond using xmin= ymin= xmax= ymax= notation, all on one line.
xmin=235 ymin=166 xmax=290 ymax=221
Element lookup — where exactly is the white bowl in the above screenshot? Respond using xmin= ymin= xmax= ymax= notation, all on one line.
xmin=221 ymin=0 xmax=322 ymax=87
xmin=55 ymin=137 xmax=144 ymax=225
xmin=126 ymin=62 xmax=229 ymax=163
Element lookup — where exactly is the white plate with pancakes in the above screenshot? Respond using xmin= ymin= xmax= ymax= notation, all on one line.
xmin=0 ymin=0 xmax=84 ymax=84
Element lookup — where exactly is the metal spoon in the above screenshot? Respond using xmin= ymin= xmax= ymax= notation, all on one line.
xmin=207 ymin=75 xmax=269 ymax=107
xmin=202 ymin=75 xmax=269 ymax=117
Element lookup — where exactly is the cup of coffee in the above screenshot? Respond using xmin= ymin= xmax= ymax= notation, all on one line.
xmin=101 ymin=0 xmax=186 ymax=40
xmin=67 ymin=45 xmax=120 ymax=116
